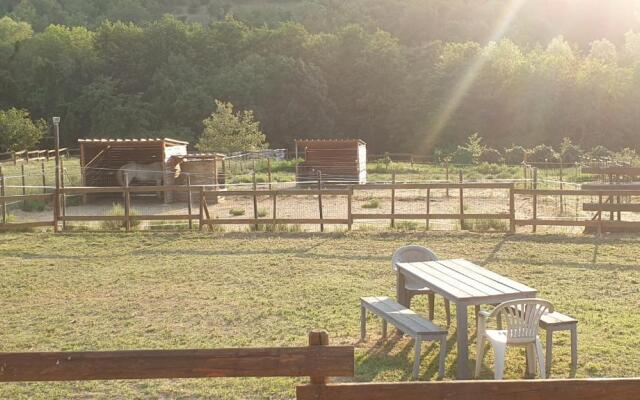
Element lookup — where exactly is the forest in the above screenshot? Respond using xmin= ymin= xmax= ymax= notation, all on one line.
xmin=1 ymin=0 xmax=640 ymax=154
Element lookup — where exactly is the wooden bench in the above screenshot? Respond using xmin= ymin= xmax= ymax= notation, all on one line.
xmin=540 ymin=311 xmax=578 ymax=378
xmin=360 ymin=296 xmax=447 ymax=379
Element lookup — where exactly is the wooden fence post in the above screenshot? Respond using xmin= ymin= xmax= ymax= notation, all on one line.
xmin=272 ymin=192 xmax=277 ymax=222
xmin=347 ymin=186 xmax=353 ymax=231
xmin=391 ymin=171 xmax=396 ymax=228
xmin=532 ymin=168 xmax=538 ymax=233
xmin=426 ymin=187 xmax=431 ymax=231
xmin=445 ymin=163 xmax=450 ymax=197
xmin=199 ymin=186 xmax=204 ymax=231
xmin=509 ymin=185 xmax=516 ymax=234
xmin=21 ymin=163 xmax=26 ymax=208
xmin=308 ymin=330 xmax=329 ymax=385
xmin=253 ymin=171 xmax=259 ymax=231
xmin=41 ymin=161 xmax=46 ymax=194
xmin=559 ymin=161 xmax=564 ymax=213
xmin=12 ymin=152 xmax=17 ymax=165
xmin=186 ymin=175 xmax=193 ymax=230
xmin=267 ymin=158 xmax=272 ymax=190
xmin=317 ymin=171 xmax=324 ymax=232
xmin=123 ymin=172 xmax=131 ymax=232
xmin=598 ymin=194 xmax=603 ymax=237
xmin=459 ymin=171 xmax=464 ymax=229
xmin=60 ymin=161 xmax=66 ymax=231
xmin=213 ymin=158 xmax=219 ymax=205
xmin=1 ymin=174 xmax=6 ymax=225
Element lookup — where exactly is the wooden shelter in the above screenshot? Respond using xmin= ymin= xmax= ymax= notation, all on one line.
xmin=172 ymin=153 xmax=226 ymax=203
xmin=79 ymin=138 xmax=188 ymax=201
xmin=295 ymin=139 xmax=367 ymax=184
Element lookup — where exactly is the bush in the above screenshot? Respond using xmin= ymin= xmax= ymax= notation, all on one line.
xmin=559 ymin=138 xmax=583 ymax=164
xmin=229 ymin=208 xmax=246 ymax=216
xmin=257 ymin=208 xmax=268 ymax=218
xmin=362 ymin=198 xmax=381 ymax=209
xmin=587 ymin=145 xmax=611 ymax=161
xmin=461 ymin=219 xmax=508 ymax=232
xmin=100 ymin=203 xmax=141 ymax=231
xmin=451 ymin=146 xmax=474 ymax=164
xmin=394 ymin=221 xmax=420 ymax=231
xmin=479 ymin=148 xmax=503 ymax=163
xmin=504 ymin=145 xmax=527 ymax=164
xmin=527 ymin=144 xmax=558 ymax=163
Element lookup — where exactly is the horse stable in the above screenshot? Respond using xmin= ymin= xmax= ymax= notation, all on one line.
xmin=78 ymin=138 xmax=188 ymax=201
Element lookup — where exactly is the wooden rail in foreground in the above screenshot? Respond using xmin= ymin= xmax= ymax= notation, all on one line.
xmin=296 ymin=379 xmax=640 ymax=400
xmin=0 ymin=331 xmax=353 ymax=382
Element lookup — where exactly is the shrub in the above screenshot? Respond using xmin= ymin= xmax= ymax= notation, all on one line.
xmin=587 ymin=145 xmax=611 ymax=161
xmin=100 ymin=203 xmax=141 ymax=231
xmin=257 ymin=208 xmax=268 ymax=218
xmin=527 ymin=144 xmax=558 ymax=163
xmin=504 ymin=145 xmax=527 ymax=164
xmin=22 ymin=199 xmax=47 ymax=212
xmin=479 ymin=148 xmax=503 ymax=164
xmin=394 ymin=221 xmax=420 ymax=231
xmin=451 ymin=146 xmax=474 ymax=164
xmin=229 ymin=208 xmax=246 ymax=216
xmin=362 ymin=198 xmax=381 ymax=209
xmin=559 ymin=138 xmax=583 ymax=164
xmin=461 ymin=219 xmax=508 ymax=232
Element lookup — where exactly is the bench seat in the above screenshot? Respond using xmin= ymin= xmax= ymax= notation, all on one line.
xmin=360 ymin=296 xmax=447 ymax=379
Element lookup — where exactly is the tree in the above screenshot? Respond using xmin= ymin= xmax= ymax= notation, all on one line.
xmin=196 ymin=100 xmax=267 ymax=154
xmin=0 ymin=107 xmax=46 ymax=152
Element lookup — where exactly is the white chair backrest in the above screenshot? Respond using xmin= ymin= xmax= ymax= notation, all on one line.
xmin=391 ymin=245 xmax=438 ymax=272
xmin=492 ymin=299 xmax=554 ymax=344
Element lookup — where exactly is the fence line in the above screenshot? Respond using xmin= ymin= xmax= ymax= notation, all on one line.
xmin=0 ymin=329 xmax=638 ymax=399
xmin=1 ymin=182 xmax=640 ymax=234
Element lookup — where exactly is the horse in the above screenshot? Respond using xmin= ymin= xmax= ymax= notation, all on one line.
xmin=115 ymin=162 xmax=165 ymax=187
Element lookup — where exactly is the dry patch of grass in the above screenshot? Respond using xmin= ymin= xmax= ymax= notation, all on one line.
xmin=0 ymin=232 xmax=639 ymax=398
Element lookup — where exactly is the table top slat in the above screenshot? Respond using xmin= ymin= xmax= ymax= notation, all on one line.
xmin=448 ymin=259 xmax=535 ymax=293
xmin=398 ymin=263 xmax=476 ymax=299
xmin=407 ymin=262 xmax=495 ymax=298
xmin=427 ymin=261 xmax=507 ymax=296
xmin=435 ymin=260 xmax=519 ymax=295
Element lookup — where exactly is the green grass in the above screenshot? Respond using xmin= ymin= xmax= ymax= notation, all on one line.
xmin=362 ymin=198 xmax=381 ymax=209
xmin=0 ymin=232 xmax=639 ymax=398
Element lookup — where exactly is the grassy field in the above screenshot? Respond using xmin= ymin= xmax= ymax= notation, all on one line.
xmin=1 ymin=231 xmax=640 ymax=398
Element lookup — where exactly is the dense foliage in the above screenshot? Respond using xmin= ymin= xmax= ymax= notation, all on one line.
xmin=1 ymin=1 xmax=640 ymax=154
xmin=0 ymin=107 xmax=46 ymax=151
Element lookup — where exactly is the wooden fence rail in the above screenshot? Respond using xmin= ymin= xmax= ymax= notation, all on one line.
xmin=2 ymin=184 xmax=640 ymax=233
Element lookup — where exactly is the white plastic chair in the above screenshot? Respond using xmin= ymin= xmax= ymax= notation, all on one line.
xmin=392 ymin=245 xmax=451 ymax=326
xmin=475 ymin=299 xmax=554 ymax=380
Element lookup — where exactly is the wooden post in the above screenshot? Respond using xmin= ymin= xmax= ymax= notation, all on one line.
xmin=25 ymin=149 xmax=29 ymax=163
xmin=523 ymin=164 xmax=528 ymax=190
xmin=459 ymin=171 xmax=464 ymax=229
xmin=267 ymin=158 xmax=272 ymax=190
xmin=391 ymin=171 xmax=396 ymax=228
xmin=41 ymin=161 xmax=46 ymax=194
xmin=60 ymin=159 xmax=66 ymax=231
xmin=308 ymin=330 xmax=329 ymax=385
xmin=199 ymin=186 xmax=204 ymax=231
xmin=317 ymin=171 xmax=324 ymax=232
xmin=509 ymin=185 xmax=516 ymax=234
xmin=617 ymin=195 xmax=622 ymax=221
xmin=598 ymin=194 xmax=603 ymax=237
xmin=347 ymin=186 xmax=353 ymax=231
xmin=559 ymin=161 xmax=564 ymax=213
xmin=187 ymin=175 xmax=193 ymax=230
xmin=213 ymin=158 xmax=219 ymax=205
xmin=272 ymin=193 xmax=277 ymax=221
xmin=445 ymin=163 xmax=450 ymax=197
xmin=123 ymin=172 xmax=131 ymax=232
xmin=532 ymin=168 xmax=538 ymax=233
xmin=253 ymin=171 xmax=259 ymax=231
xmin=12 ymin=152 xmax=17 ymax=165
xmin=0 ymin=174 xmax=6 ymax=225
xmin=21 ymin=163 xmax=26 ymax=207
xmin=426 ymin=187 xmax=431 ymax=231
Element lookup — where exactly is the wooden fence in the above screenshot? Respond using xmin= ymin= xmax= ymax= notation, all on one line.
xmin=0 ymin=330 xmax=638 ymax=399
xmin=0 ymin=148 xmax=70 ymax=165
xmin=1 ymin=182 xmax=640 ymax=234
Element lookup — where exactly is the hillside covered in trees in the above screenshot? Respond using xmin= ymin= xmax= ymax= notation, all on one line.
xmin=1 ymin=0 xmax=640 ymax=153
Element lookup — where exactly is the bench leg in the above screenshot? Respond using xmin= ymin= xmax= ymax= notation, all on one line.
xmin=382 ymin=319 xmax=388 ymax=339
xmin=360 ymin=305 xmax=366 ymax=342
xmin=428 ymin=293 xmax=435 ymax=321
xmin=570 ymin=326 xmax=578 ymax=377
xmin=438 ymin=336 xmax=447 ymax=379
xmin=444 ymin=299 xmax=451 ymax=327
xmin=413 ymin=337 xmax=422 ymax=380
xmin=545 ymin=329 xmax=553 ymax=378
